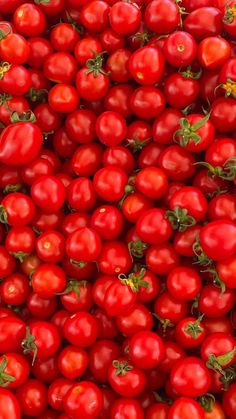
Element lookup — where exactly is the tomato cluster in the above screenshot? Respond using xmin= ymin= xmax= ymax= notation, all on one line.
xmin=0 ymin=0 xmax=235 ymax=418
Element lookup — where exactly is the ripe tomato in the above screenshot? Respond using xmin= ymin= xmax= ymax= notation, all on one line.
xmin=0 ymin=388 xmax=21 ymax=419
xmin=136 ymin=208 xmax=173 ymax=245
xmin=66 ymin=227 xmax=101 ymax=263
xmin=163 ymin=31 xmax=197 ymax=68
xmin=108 ymin=358 xmax=146 ymax=397
xmin=32 ymin=264 xmax=66 ymax=298
xmin=144 ymin=0 xmax=180 ymax=34
xmin=15 ymin=379 xmax=47 ymax=417
xmin=168 ymin=397 xmax=205 ymax=419
xmin=129 ymin=331 xmax=165 ymax=369
xmin=129 ymin=46 xmax=165 ymax=85
xmin=31 ymin=176 xmax=66 ymax=213
xmin=198 ymin=36 xmax=231 ymax=70
xmin=64 ymin=381 xmax=103 ymax=418
xmin=109 ymin=1 xmax=141 ymax=35
xmin=111 ymin=398 xmax=144 ymax=419
xmin=199 ymin=220 xmax=236 ymax=261
xmin=14 ymin=4 xmax=46 ymax=37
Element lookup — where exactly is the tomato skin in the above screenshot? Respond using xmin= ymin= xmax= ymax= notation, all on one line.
xmin=210 ymin=97 xmax=236 ymax=132
xmin=163 ymin=31 xmax=197 ymax=68
xmin=25 ymin=321 xmax=61 ymax=360
xmin=199 ymin=284 xmax=235 ymax=317
xmin=0 ymin=122 xmax=42 ymax=166
xmin=76 ymin=68 xmax=109 ymax=102
xmin=167 ymin=266 xmax=201 ymax=301
xmin=94 ymin=166 xmax=128 ymax=202
xmin=223 ymin=382 xmax=236 ymax=418
xmin=31 ymin=176 xmax=66 ymax=213
xmin=159 ymin=145 xmax=196 ymax=181
xmin=66 ymin=227 xmax=101 ymax=262
xmin=216 ymin=254 xmax=236 ymax=289
xmin=169 ymin=186 xmax=208 ymax=221
xmin=201 ymin=332 xmax=236 ymax=367
xmin=146 ymin=403 xmax=169 ymax=419
xmin=168 ymin=397 xmax=205 ymax=419
xmin=66 ymin=109 xmax=96 ymax=143
xmin=14 ymin=4 xmax=46 ymax=37
xmin=130 ymin=86 xmax=166 ymax=119
xmin=0 ymin=352 xmax=30 ymax=388
xmin=103 ymin=145 xmax=135 ymax=174
xmin=96 ymin=111 xmax=127 ymax=147
xmin=108 ymin=357 xmax=146 ymax=397
xmin=64 ymin=381 xmax=103 ymax=419
xmin=44 ymin=52 xmax=77 ymax=84
xmin=170 ymin=356 xmax=211 ymax=397
xmin=146 ymin=243 xmax=180 ymax=275
xmin=129 ymin=331 xmax=165 ymax=369
xmin=0 ymin=33 xmax=30 ymax=65
xmin=36 ymin=230 xmax=65 ymax=263
xmin=154 ymin=292 xmax=189 ymax=324
xmin=50 ymin=23 xmax=80 ymax=52
xmin=174 ymin=224 xmax=201 ymax=257
xmin=64 ymin=312 xmax=98 ymax=348
xmin=184 ymin=7 xmax=223 ymax=41
xmin=32 ymin=264 xmax=66 ymax=298
xmin=208 ymin=194 xmax=236 ymax=222
xmin=48 ymin=84 xmax=79 ymax=113
xmin=164 ymin=73 xmax=200 ymax=110
xmin=58 ymin=345 xmax=88 ymax=380
xmin=0 ymin=273 xmax=30 ymax=306
xmin=200 ymin=220 xmax=236 ymax=261
xmin=48 ymin=378 xmax=74 ymax=411
xmin=111 ymin=398 xmax=144 ymax=419
xmin=136 ymin=208 xmax=173 ymax=245
xmin=15 ymin=379 xmax=47 ymax=417
xmin=198 ymin=37 xmax=231 ymax=70
xmin=27 ymin=292 xmax=57 ymax=319
xmin=0 ymin=246 xmax=16 ymax=278
xmin=0 ymin=316 xmax=26 ymax=353
xmin=91 ymin=205 xmax=123 ymax=240
xmin=27 ymin=37 xmax=53 ymax=69
xmin=109 ymin=2 xmax=141 ymax=35
xmin=144 ymin=0 xmax=180 ymax=34
xmin=129 ymin=46 xmax=165 ymax=85
xmin=0 ymin=388 xmax=21 ymax=419
xmin=80 ymin=0 xmax=110 ymax=33
xmin=104 ymin=280 xmax=136 ymax=316
xmin=175 ymin=317 xmax=206 ymax=349
xmin=122 ymin=192 xmax=154 ymax=224
xmin=136 ymin=167 xmax=168 ymax=200
xmin=117 ymin=303 xmax=154 ymax=336
xmin=89 ymin=340 xmax=121 ymax=383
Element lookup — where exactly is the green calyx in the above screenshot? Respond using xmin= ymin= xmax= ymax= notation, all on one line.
xmin=112 ymin=360 xmax=133 ymax=376
xmin=165 ymin=206 xmax=196 ymax=232
xmin=219 ymin=79 xmax=236 ymax=98
xmin=0 ymin=93 xmax=12 ymax=106
xmin=26 ymin=88 xmax=48 ymax=103
xmin=223 ymin=4 xmax=236 ymax=24
xmin=184 ymin=315 xmax=204 ymax=339
xmin=132 ymin=31 xmax=151 ymax=47
xmin=69 ymin=259 xmax=87 ymax=269
xmin=119 ymin=268 xmax=149 ymax=292
xmin=194 ymin=157 xmax=236 ymax=181
xmin=180 ymin=66 xmax=202 ymax=80
xmin=128 ymin=240 xmax=148 ymax=259
xmin=86 ymin=52 xmax=109 ymax=77
xmin=57 ymin=279 xmax=87 ymax=299
xmin=198 ymin=394 xmax=215 ymax=413
xmin=174 ymin=113 xmax=211 ymax=147
xmin=21 ymin=326 xmax=38 ymax=365
xmin=0 ymin=62 xmax=11 ymax=80
xmin=0 ymin=356 xmax=15 ymax=388
xmin=0 ymin=23 xmax=12 ymax=40
xmin=3 ymin=183 xmax=22 ymax=194
xmin=192 ymin=236 xmax=212 ymax=266
xmin=200 ymin=267 xmax=226 ymax=294
xmin=126 ymin=135 xmax=152 ymax=152
xmin=206 ymin=347 xmax=236 ymax=377
xmin=10 ymin=110 xmax=36 ymax=123
xmin=0 ymin=206 xmax=8 ymax=224
xmin=11 ymin=251 xmax=29 ymax=263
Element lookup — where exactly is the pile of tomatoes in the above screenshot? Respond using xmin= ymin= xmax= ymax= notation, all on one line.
xmin=0 ymin=0 xmax=236 ymax=418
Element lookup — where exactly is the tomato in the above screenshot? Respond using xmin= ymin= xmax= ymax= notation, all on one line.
xmin=130 ymin=86 xmax=165 ymax=119
xmin=136 ymin=208 xmax=173 ymax=245
xmin=108 ymin=357 xmax=146 ymax=397
xmin=48 ymin=84 xmax=79 ymax=113
xmin=0 ymin=122 xmax=42 ymax=166
xmin=159 ymin=341 xmax=186 ymax=373
xmin=111 ymin=398 xmax=144 ymax=419
xmin=129 ymin=331 xmax=165 ymax=369
xmin=0 ymin=352 xmax=29 ymax=388
xmin=117 ymin=303 xmax=154 ymax=336
xmin=15 ymin=379 xmax=47 ymax=417
xmin=66 ymin=227 xmax=101 ymax=263
xmin=101 ymin=28 xmax=125 ymax=52
xmin=129 ymin=46 xmax=165 ymax=85
xmin=50 ymin=23 xmax=79 ymax=52
xmin=174 ymin=113 xmax=215 ymax=152
xmin=175 ymin=316 xmax=206 ymax=349
xmin=211 ymin=98 xmax=236 ymax=132
xmin=27 ymin=292 xmax=57 ymax=319
xmin=58 ymin=345 xmax=88 ymax=380
xmin=0 ymin=273 xmax=30 ymax=305
xmin=64 ymin=312 xmax=98 ymax=347
xmin=94 ymin=166 xmax=128 ymax=202
xmin=167 ymin=266 xmax=201 ymax=301
xmin=201 ymin=332 xmax=236 ymax=370
xmin=64 ymin=381 xmax=103 ymax=419
xmin=122 ymin=192 xmax=153 ymax=224
xmin=216 ymin=254 xmax=236 ymax=289
xmin=0 ymin=33 xmax=30 ymax=65
xmin=199 ymin=284 xmax=235 ymax=317
xmin=144 ymin=0 xmax=180 ymax=34
xmin=170 ymin=356 xmax=211 ymax=397
xmin=223 ymin=382 xmax=236 ymax=418
xmin=31 ymin=176 xmax=66 ymax=213
xmin=80 ymin=0 xmax=110 ymax=33
xmin=14 ymin=4 xmax=46 ymax=37
xmin=158 ymin=145 xmax=196 ymax=181
xmin=103 ymin=145 xmax=135 ymax=174
xmin=199 ymin=220 xmax=236 ymax=261
xmin=146 ymin=403 xmax=170 ymax=419
xmin=163 ymin=31 xmax=197 ymax=68
xmin=106 ymin=48 xmax=132 ymax=83
xmin=103 ymin=279 xmax=136 ymax=316
xmin=223 ymin=1 xmax=236 ymax=37
xmin=89 ymin=339 xmax=121 ymax=383
xmin=168 ymin=397 xmax=205 ymax=419
xmin=198 ymin=37 xmax=231 ymax=70
xmin=32 ymin=264 xmax=66 ymax=298
xmin=146 ymin=242 xmax=180 ymax=275
xmin=36 ymin=230 xmax=65 ymax=263
xmin=154 ymin=292 xmax=189 ymax=326
xmin=184 ymin=7 xmax=223 ymax=41
xmin=0 ymin=316 xmax=26 ymax=353
xmin=48 ymin=378 xmax=73 ymax=411
xmin=96 ymin=111 xmax=127 ymax=146
xmin=91 ymin=205 xmax=123 ymax=240
xmin=44 ymin=52 xmax=77 ymax=84
xmin=164 ymin=72 xmax=200 ymax=110
xmin=109 ymin=2 xmax=141 ymax=35
xmin=27 ymin=37 xmax=53 ymax=69
xmin=135 ymin=167 xmax=168 ymax=199
xmin=0 ymin=388 xmax=21 ymax=419
xmin=22 ymin=321 xmax=61 ymax=362
xmin=65 ymin=109 xmax=96 ymax=143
